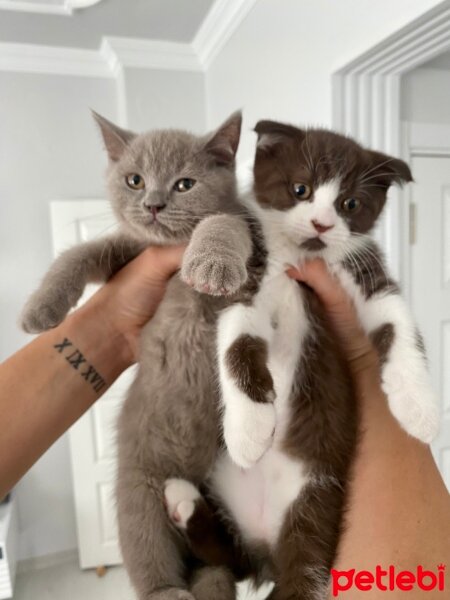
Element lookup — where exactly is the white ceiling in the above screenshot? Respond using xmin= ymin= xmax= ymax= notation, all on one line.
xmin=422 ymin=50 xmax=450 ymax=71
xmin=0 ymin=0 xmax=216 ymax=48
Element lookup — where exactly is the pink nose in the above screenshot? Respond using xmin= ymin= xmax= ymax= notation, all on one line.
xmin=312 ymin=220 xmax=334 ymax=234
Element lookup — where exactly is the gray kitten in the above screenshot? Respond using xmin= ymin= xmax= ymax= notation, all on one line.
xmin=21 ymin=112 xmax=253 ymax=600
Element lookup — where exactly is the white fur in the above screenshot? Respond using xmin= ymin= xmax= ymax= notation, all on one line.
xmin=331 ymin=266 xmax=439 ymax=442
xmin=211 ymin=449 xmax=309 ymax=547
xmin=217 ymin=257 xmax=309 ymax=467
xmin=164 ymin=478 xmax=200 ymax=529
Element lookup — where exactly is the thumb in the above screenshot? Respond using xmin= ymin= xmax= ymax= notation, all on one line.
xmin=138 ymin=244 xmax=186 ymax=284
xmin=287 ymin=259 xmax=378 ymax=374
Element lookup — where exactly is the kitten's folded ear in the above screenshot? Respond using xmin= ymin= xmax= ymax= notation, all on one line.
xmin=254 ymin=120 xmax=304 ymax=153
xmin=366 ymin=150 xmax=413 ymax=187
xmin=204 ymin=111 xmax=242 ymax=166
xmin=92 ymin=111 xmax=137 ymax=162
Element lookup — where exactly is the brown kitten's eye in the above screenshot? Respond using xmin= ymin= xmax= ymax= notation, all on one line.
xmin=174 ymin=178 xmax=196 ymax=193
xmin=292 ymin=182 xmax=312 ymax=200
xmin=341 ymin=198 xmax=361 ymax=213
xmin=126 ymin=174 xmax=145 ymax=190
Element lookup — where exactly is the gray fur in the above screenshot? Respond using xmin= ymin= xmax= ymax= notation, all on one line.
xmin=181 ymin=214 xmax=251 ymax=295
xmin=21 ymin=112 xmax=252 ymax=600
xmin=21 ymin=234 xmax=145 ymax=333
xmin=190 ymin=567 xmax=236 ymax=600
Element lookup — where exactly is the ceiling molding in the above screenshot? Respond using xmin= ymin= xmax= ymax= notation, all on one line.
xmin=0 ymin=0 xmax=259 ymax=76
xmin=0 ymin=41 xmax=111 ymax=77
xmin=334 ymin=1 xmax=450 ymax=76
xmin=0 ymin=0 xmax=103 ymax=16
xmin=193 ymin=0 xmax=259 ymax=68
xmin=101 ymin=37 xmax=202 ymax=76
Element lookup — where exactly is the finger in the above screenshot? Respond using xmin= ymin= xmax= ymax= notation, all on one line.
xmin=287 ymin=260 xmax=378 ymax=372
xmin=287 ymin=259 xmax=350 ymax=311
xmin=140 ymin=244 xmax=187 ymax=282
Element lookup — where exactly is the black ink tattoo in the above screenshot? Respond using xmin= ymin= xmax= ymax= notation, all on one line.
xmin=53 ymin=338 xmax=106 ymax=394
xmin=81 ymin=365 xmax=107 ymax=393
xmin=66 ymin=350 xmax=87 ymax=370
xmin=54 ymin=338 xmax=72 ymax=353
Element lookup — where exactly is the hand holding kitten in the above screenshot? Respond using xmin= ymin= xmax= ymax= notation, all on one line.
xmin=287 ymin=259 xmax=380 ymax=379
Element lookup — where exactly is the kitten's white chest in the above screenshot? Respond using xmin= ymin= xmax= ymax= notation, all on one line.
xmin=256 ymin=268 xmax=308 ymax=435
xmin=212 ymin=272 xmax=310 ymax=546
xmin=212 ymin=449 xmax=309 ymax=547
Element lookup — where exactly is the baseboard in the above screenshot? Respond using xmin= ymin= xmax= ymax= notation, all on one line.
xmin=17 ymin=548 xmax=78 ymax=575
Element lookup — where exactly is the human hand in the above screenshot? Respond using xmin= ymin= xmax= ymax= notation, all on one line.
xmin=286 ymin=259 xmax=387 ymax=423
xmin=74 ymin=245 xmax=185 ymax=367
xmin=288 ymin=259 xmax=450 ymax=593
xmin=287 ymin=259 xmax=379 ymax=376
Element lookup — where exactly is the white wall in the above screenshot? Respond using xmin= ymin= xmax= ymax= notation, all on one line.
xmin=121 ymin=67 xmax=206 ymax=133
xmin=206 ymin=0 xmax=444 ymax=163
xmin=401 ymin=67 xmax=450 ymax=124
xmin=0 ymin=71 xmax=118 ymax=560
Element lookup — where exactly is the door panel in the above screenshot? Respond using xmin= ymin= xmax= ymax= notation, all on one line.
xmin=410 ymin=156 xmax=450 ymax=491
xmin=50 ymin=200 xmax=135 ymax=568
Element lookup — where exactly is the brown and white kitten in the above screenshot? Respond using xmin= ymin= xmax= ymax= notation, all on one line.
xmin=21 ymin=112 xmax=256 ymax=600
xmin=164 ymin=122 xmax=439 ymax=599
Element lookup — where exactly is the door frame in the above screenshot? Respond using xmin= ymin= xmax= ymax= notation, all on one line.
xmin=400 ymin=122 xmax=450 ymax=300
xmin=332 ymin=0 xmax=450 ymax=286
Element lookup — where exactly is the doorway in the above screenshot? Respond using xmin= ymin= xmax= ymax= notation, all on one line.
xmin=333 ymin=2 xmax=450 ymax=489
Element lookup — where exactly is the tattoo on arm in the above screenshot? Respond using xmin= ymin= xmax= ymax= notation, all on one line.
xmin=53 ymin=337 xmax=106 ymax=394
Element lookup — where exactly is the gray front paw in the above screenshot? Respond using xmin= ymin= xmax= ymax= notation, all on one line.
xmin=21 ymin=289 xmax=73 ymax=333
xmin=181 ymin=250 xmax=247 ymax=296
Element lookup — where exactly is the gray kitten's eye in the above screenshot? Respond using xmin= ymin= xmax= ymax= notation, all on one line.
xmin=292 ymin=182 xmax=312 ymax=200
xmin=126 ymin=174 xmax=145 ymax=190
xmin=174 ymin=178 xmax=196 ymax=193
xmin=341 ymin=198 xmax=361 ymax=213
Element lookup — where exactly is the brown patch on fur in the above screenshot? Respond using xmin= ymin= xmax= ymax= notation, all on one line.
xmin=225 ymin=335 xmax=274 ymax=403
xmin=415 ymin=328 xmax=426 ymax=355
xmin=301 ymin=237 xmax=326 ymax=251
xmin=253 ymin=120 xmax=412 ymax=236
xmin=370 ymin=323 xmax=394 ymax=366
xmin=233 ymin=216 xmax=268 ymax=305
xmin=185 ymin=497 xmax=255 ymax=581
xmin=342 ymin=240 xmax=399 ymax=299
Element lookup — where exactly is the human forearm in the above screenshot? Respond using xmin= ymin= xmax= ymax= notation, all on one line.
xmin=333 ymin=378 xmax=450 ymax=597
xmin=287 ymin=260 xmax=450 ymax=598
xmin=0 ymin=301 xmax=130 ymax=498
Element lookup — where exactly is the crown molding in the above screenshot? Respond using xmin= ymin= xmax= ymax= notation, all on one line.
xmin=0 ymin=41 xmax=111 ymax=77
xmin=101 ymin=37 xmax=201 ymax=76
xmin=0 ymin=0 xmax=103 ymax=16
xmin=0 ymin=0 xmax=260 ymax=77
xmin=193 ymin=0 xmax=259 ymax=68
xmin=334 ymin=0 xmax=450 ymax=76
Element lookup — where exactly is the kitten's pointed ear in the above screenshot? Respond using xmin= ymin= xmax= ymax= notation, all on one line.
xmin=366 ymin=150 xmax=413 ymax=187
xmin=92 ymin=111 xmax=136 ymax=162
xmin=254 ymin=120 xmax=304 ymax=152
xmin=204 ymin=111 xmax=242 ymax=166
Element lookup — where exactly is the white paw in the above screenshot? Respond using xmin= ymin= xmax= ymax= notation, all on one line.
xmin=164 ymin=478 xmax=200 ymax=529
xmin=382 ymin=367 xmax=440 ymax=443
xmin=223 ymin=400 xmax=276 ymax=469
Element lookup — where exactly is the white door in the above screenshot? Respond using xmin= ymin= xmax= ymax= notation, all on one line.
xmin=410 ymin=156 xmax=450 ymax=491
xmin=50 ymin=200 xmax=135 ymax=569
